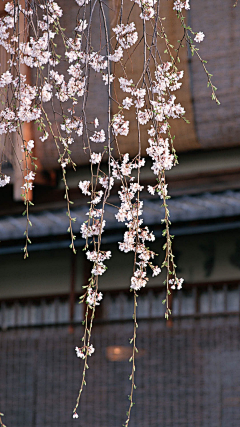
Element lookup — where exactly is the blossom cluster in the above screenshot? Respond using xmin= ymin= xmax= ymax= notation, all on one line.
xmin=169 ymin=277 xmax=184 ymax=290
xmin=130 ymin=0 xmax=157 ymax=20
xmin=111 ymin=155 xmax=161 ymax=291
xmin=86 ymin=287 xmax=103 ymax=308
xmin=78 ymin=156 xmax=114 ymax=311
xmin=143 ymin=62 xmax=185 ymax=198
xmin=0 ymin=73 xmax=41 ymax=136
xmin=21 ymin=171 xmax=36 ymax=193
xmin=21 ymin=140 xmax=34 ymax=153
xmin=112 ymin=23 xmax=138 ymax=49
xmin=173 ymin=0 xmax=190 ymax=11
xmin=0 ymin=0 xmax=190 ymax=306
xmin=87 ymin=250 xmax=111 ymax=277
xmin=0 ymin=175 xmax=10 ymax=187
xmin=75 ymin=344 xmax=95 ymax=359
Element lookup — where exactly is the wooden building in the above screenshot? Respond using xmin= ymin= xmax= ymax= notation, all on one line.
xmin=1 ymin=1 xmax=240 ymax=426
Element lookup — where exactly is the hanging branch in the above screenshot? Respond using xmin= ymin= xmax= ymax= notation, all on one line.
xmin=0 ymin=0 xmax=218 ymax=424
xmin=0 ymin=413 xmax=6 ymax=427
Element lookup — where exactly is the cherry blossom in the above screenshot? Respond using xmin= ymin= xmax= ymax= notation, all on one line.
xmin=169 ymin=278 xmax=184 ymax=290
xmin=194 ymin=32 xmax=205 ymax=43
xmin=119 ymin=77 xmax=134 ymax=93
xmin=0 ymin=175 xmax=10 ymax=187
xmin=86 ymin=287 xmax=103 ymax=307
xmin=75 ymin=347 xmax=85 ymax=359
xmin=78 ymin=181 xmax=91 ymax=196
xmin=90 ymin=152 xmax=102 ymax=164
xmin=112 ymin=114 xmax=129 ymax=136
xmin=75 ymin=19 xmax=88 ymax=32
xmin=102 ymin=74 xmax=115 ymax=85
xmin=73 ymin=412 xmax=79 ymax=419
xmin=21 ymin=140 xmax=34 ymax=153
xmin=173 ymin=0 xmax=190 ymax=11
xmin=112 ymin=23 xmax=138 ymax=49
xmin=108 ymin=46 xmax=123 ymax=62
xmin=122 ymin=97 xmax=133 ymax=110
xmin=75 ymin=0 xmax=89 ymax=6
xmin=90 ymin=130 xmax=106 ymax=143
xmin=24 ymin=171 xmax=35 ymax=181
xmin=87 ymin=345 xmax=95 ymax=356
xmin=99 ymin=176 xmax=114 ymax=190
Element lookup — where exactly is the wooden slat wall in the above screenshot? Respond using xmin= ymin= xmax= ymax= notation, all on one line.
xmin=190 ymin=0 xmax=240 ymax=149
xmin=1 ymin=317 xmax=240 ymax=426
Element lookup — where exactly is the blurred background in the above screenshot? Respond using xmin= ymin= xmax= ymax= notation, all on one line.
xmin=1 ymin=0 xmax=240 ymax=426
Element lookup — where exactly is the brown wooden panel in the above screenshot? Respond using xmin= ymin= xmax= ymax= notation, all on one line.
xmin=35 ymin=0 xmax=109 ymax=170
xmin=190 ymin=0 xmax=240 ymax=149
xmin=109 ymin=1 xmax=199 ymax=158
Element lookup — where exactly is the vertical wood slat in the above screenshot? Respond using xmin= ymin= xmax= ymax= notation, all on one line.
xmin=1 ymin=283 xmax=240 ymax=330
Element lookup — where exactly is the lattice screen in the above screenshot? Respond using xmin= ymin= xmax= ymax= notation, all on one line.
xmin=1 ymin=316 xmax=240 ymax=427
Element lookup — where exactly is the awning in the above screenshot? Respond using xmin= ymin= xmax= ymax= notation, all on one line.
xmin=0 ymin=190 xmax=240 ymax=247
